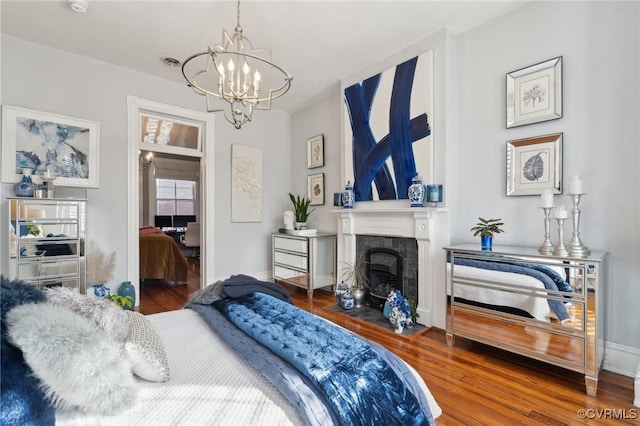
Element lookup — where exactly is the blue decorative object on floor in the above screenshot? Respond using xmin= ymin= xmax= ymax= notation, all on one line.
xmin=408 ymin=174 xmax=425 ymax=207
xmin=14 ymin=168 xmax=36 ymax=197
xmin=91 ymin=284 xmax=110 ymax=298
xmin=334 ymin=282 xmax=349 ymax=304
xmin=117 ymin=281 xmax=135 ymax=310
xmin=340 ymin=291 xmax=354 ymax=310
xmin=342 ymin=181 xmax=355 ymax=209
xmin=385 ymin=289 xmax=414 ymax=334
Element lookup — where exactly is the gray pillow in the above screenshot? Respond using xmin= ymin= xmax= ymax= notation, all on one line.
xmin=45 ymin=286 xmax=129 ymax=342
xmin=6 ymin=303 xmax=136 ymax=415
xmin=188 ymin=280 xmax=224 ymax=305
xmin=125 ymin=311 xmax=170 ymax=382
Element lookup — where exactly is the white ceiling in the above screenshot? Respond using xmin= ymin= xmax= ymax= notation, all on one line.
xmin=1 ymin=0 xmax=527 ymax=114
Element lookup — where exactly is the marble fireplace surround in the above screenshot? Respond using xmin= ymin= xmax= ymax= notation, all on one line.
xmin=335 ymin=204 xmax=450 ymax=328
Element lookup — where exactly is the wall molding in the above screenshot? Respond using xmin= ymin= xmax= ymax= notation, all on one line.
xmin=604 ymin=340 xmax=640 ymax=378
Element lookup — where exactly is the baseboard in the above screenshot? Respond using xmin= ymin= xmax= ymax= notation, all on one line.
xmin=604 ymin=340 xmax=640 ymax=378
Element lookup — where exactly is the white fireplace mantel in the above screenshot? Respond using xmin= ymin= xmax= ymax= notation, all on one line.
xmin=333 ymin=205 xmax=450 ymax=328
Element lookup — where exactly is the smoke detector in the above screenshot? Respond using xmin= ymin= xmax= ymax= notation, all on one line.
xmin=68 ymin=0 xmax=89 ymax=13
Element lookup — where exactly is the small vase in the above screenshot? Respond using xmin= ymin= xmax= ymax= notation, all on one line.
xmin=408 ymin=175 xmax=425 ymax=207
xmin=14 ymin=168 xmax=36 ymax=197
xmin=340 ymin=291 xmax=354 ymax=310
xmin=295 ymin=221 xmax=307 ymax=230
xmin=352 ymin=287 xmax=367 ymax=308
xmin=335 ymin=282 xmax=349 ymax=304
xmin=90 ymin=284 xmax=110 ymax=298
xmin=481 ymin=235 xmax=493 ymax=251
xmin=342 ymin=181 xmax=355 ymax=209
xmin=118 ymin=281 xmax=136 ymax=310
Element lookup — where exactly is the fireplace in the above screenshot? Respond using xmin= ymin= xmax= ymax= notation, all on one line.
xmin=335 ymin=204 xmax=450 ymax=328
xmin=356 ymin=235 xmax=418 ymax=309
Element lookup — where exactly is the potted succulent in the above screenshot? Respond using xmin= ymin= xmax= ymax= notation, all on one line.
xmin=470 ymin=217 xmax=504 ymax=251
xmin=340 ymin=256 xmax=369 ymax=308
xmin=288 ymin=193 xmax=315 ymax=229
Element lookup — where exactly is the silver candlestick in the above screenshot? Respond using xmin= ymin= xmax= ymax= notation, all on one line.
xmin=538 ymin=207 xmax=554 ymax=255
xmin=568 ymin=193 xmax=590 ymax=257
xmin=553 ymin=217 xmax=569 ymax=256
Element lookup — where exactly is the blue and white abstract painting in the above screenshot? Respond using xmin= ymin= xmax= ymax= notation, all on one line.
xmin=343 ymin=51 xmax=433 ymax=202
xmin=15 ymin=118 xmax=90 ymax=179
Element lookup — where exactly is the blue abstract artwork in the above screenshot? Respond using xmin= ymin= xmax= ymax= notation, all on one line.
xmin=343 ymin=51 xmax=433 ymax=202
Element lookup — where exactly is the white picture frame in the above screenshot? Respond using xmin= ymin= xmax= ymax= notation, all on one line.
xmin=308 ymin=173 xmax=325 ymax=206
xmin=506 ymin=56 xmax=563 ymax=128
xmin=307 ymin=134 xmax=324 ymax=169
xmin=506 ymin=133 xmax=563 ymax=196
xmin=2 ymin=105 xmax=100 ymax=188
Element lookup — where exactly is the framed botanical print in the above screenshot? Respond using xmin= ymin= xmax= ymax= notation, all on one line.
xmin=308 ymin=173 xmax=325 ymax=205
xmin=506 ymin=57 xmax=563 ymax=128
xmin=506 ymin=133 xmax=562 ymax=196
xmin=307 ymin=134 xmax=324 ymax=168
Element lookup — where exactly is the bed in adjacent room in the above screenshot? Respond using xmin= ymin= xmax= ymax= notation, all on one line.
xmin=139 ymin=231 xmax=188 ymax=282
xmin=1 ymin=276 xmax=442 ymax=426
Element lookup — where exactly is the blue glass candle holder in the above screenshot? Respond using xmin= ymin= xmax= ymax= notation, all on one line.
xmin=426 ymin=184 xmax=443 ymax=206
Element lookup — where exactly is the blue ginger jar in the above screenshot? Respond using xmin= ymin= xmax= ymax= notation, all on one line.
xmin=408 ymin=174 xmax=425 ymax=207
xmin=118 ymin=281 xmax=136 ymax=310
xmin=335 ymin=282 xmax=349 ymax=304
xmin=340 ymin=290 xmax=355 ymax=310
xmin=14 ymin=168 xmax=36 ymax=197
xmin=342 ymin=181 xmax=355 ymax=209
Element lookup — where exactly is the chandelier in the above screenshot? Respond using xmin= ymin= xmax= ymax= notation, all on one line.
xmin=181 ymin=0 xmax=292 ymax=129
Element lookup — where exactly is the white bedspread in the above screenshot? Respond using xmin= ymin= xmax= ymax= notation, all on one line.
xmin=56 ymin=308 xmax=441 ymax=425
xmin=449 ymin=264 xmax=553 ymax=321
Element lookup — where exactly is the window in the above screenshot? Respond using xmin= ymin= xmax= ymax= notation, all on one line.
xmin=156 ymin=178 xmax=196 ymax=216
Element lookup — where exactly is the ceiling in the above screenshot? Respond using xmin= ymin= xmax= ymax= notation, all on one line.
xmin=1 ymin=0 xmax=527 ymax=114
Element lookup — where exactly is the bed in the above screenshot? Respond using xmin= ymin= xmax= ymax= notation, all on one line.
xmin=1 ymin=276 xmax=442 ymax=426
xmin=139 ymin=232 xmax=188 ymax=282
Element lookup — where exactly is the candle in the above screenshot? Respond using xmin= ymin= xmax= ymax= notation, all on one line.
xmin=541 ymin=189 xmax=554 ymax=208
xmin=569 ymin=175 xmax=583 ymax=194
xmin=553 ymin=205 xmax=568 ymax=219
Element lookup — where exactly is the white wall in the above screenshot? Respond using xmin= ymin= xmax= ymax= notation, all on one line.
xmin=292 ymin=1 xmax=640 ymax=373
xmin=1 ymin=36 xmax=292 ymax=284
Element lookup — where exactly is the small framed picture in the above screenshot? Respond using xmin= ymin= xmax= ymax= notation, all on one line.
xmin=308 ymin=173 xmax=325 ymax=205
xmin=506 ymin=133 xmax=562 ymax=196
xmin=307 ymin=134 xmax=324 ymax=168
xmin=506 ymin=56 xmax=562 ymax=128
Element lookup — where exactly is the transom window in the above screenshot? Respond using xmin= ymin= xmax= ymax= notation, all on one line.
xmin=156 ymin=178 xmax=196 ymax=215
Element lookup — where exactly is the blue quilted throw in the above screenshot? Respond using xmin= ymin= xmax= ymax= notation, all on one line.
xmin=213 ymin=293 xmax=433 ymax=426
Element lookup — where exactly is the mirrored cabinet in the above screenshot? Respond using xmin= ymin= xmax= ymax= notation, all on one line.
xmin=8 ymin=198 xmax=86 ymax=293
xmin=444 ymin=244 xmax=607 ymax=396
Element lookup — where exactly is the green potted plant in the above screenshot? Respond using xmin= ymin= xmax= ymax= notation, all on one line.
xmin=288 ymin=193 xmax=315 ymax=229
xmin=470 ymin=217 xmax=504 ymax=251
xmin=105 ymin=294 xmax=134 ymax=310
xmin=340 ymin=256 xmax=369 ymax=308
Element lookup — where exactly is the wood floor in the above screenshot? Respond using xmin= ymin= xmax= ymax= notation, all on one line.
xmin=139 ymin=266 xmax=638 ymax=425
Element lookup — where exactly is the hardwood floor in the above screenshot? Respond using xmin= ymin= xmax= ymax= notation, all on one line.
xmin=140 ymin=271 xmax=638 ymax=425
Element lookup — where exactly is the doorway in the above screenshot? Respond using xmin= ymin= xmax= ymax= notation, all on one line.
xmin=126 ymin=96 xmax=216 ymax=309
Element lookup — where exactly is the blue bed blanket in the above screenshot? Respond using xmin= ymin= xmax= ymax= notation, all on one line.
xmin=449 ymin=254 xmax=572 ymax=321
xmin=208 ymin=292 xmax=434 ymax=426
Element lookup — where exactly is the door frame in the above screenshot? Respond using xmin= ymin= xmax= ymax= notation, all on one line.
xmin=126 ymin=96 xmax=215 ymax=303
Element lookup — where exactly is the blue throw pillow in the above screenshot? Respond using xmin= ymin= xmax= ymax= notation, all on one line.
xmin=0 ymin=276 xmax=55 ymax=426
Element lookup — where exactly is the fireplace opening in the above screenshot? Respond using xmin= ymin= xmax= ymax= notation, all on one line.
xmin=365 ymin=248 xmax=404 ymax=309
xmin=356 ymin=235 xmax=418 ymax=310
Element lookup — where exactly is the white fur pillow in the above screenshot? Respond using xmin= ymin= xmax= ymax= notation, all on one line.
xmin=45 ymin=286 xmax=129 ymax=342
xmin=125 ymin=311 xmax=170 ymax=382
xmin=6 ymin=303 xmax=137 ymax=415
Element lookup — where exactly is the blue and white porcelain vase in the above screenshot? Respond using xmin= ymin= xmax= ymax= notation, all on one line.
xmin=91 ymin=284 xmax=110 ymax=298
xmin=340 ymin=290 xmax=355 ymax=310
xmin=118 ymin=280 xmax=136 ymax=310
xmin=342 ymin=181 xmax=355 ymax=209
xmin=481 ymin=235 xmax=493 ymax=251
xmin=408 ymin=175 xmax=425 ymax=207
xmin=14 ymin=168 xmax=36 ymax=197
xmin=335 ymin=282 xmax=349 ymax=304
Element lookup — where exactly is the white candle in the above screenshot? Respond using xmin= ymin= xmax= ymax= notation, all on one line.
xmin=541 ymin=189 xmax=554 ymax=208
xmin=553 ymin=205 xmax=568 ymax=219
xmin=569 ymin=175 xmax=583 ymax=194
